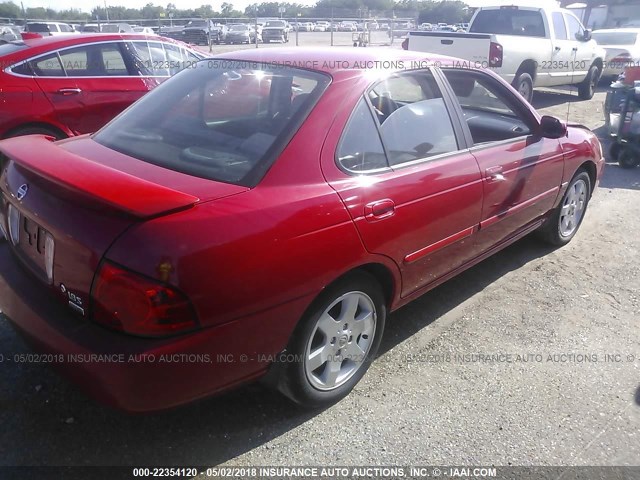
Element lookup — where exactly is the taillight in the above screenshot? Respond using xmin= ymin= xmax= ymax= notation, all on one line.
xmin=611 ymin=53 xmax=631 ymax=63
xmin=489 ymin=41 xmax=503 ymax=67
xmin=92 ymin=261 xmax=198 ymax=337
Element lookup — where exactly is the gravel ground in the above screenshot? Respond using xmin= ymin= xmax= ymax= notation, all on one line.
xmin=0 ymin=42 xmax=639 ymax=472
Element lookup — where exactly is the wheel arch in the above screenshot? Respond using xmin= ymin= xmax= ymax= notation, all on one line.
xmin=578 ymin=160 xmax=597 ymax=197
xmin=3 ymin=121 xmax=69 ymax=140
xmin=516 ymin=59 xmax=538 ymax=83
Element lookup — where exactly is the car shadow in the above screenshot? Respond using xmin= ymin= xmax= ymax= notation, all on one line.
xmin=531 ymin=85 xmax=608 ymax=110
xmin=2 ymin=235 xmax=558 ymax=468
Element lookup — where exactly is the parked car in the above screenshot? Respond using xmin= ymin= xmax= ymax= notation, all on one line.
xmin=339 ymin=21 xmax=357 ymax=32
xmin=419 ymin=23 xmax=433 ymax=31
xmin=262 ymin=20 xmax=289 ymax=43
xmin=225 ymin=23 xmax=260 ymax=44
xmin=405 ymin=4 xmax=606 ymax=102
xmin=0 ymin=47 xmax=604 ymax=412
xmin=100 ymin=23 xmax=133 ymax=33
xmin=0 ymin=34 xmax=205 ymax=139
xmin=24 ymin=22 xmax=79 ymax=36
xmin=315 ymin=21 xmax=330 ymax=32
xmin=179 ymin=18 xmax=219 ymax=45
xmin=0 ymin=24 xmax=20 ymax=43
xmin=592 ymin=28 xmax=640 ymax=80
xmin=132 ymin=26 xmax=157 ymax=35
xmin=80 ymin=23 xmax=100 ymax=33
xmin=297 ymin=22 xmax=315 ymax=32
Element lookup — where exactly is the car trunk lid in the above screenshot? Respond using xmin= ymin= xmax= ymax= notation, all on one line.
xmin=0 ymin=135 xmax=247 ymax=318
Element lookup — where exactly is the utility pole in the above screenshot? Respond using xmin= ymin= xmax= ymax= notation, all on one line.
xmin=104 ymin=0 xmax=109 ymax=23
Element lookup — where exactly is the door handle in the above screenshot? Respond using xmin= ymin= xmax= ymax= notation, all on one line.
xmin=56 ymin=88 xmax=82 ymax=96
xmin=364 ymin=199 xmax=395 ymax=221
xmin=485 ymin=166 xmax=506 ymax=182
xmin=554 ymin=46 xmax=561 ymax=51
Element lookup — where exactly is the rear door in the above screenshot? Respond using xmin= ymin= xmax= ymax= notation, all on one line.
xmin=322 ymin=69 xmax=483 ymax=297
xmin=442 ymin=68 xmax=564 ymax=253
xmin=33 ymin=41 xmax=147 ymax=134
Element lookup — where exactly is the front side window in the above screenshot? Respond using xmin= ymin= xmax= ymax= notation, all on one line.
xmin=369 ymin=71 xmax=458 ymax=166
xmin=443 ymin=69 xmax=532 ymax=145
xmin=552 ymin=12 xmax=568 ymax=40
xmin=565 ymin=14 xmax=584 ymax=41
xmin=93 ymin=63 xmax=329 ymax=186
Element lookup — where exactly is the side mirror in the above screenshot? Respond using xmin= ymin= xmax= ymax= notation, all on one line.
xmin=580 ymin=29 xmax=592 ymax=41
xmin=539 ymin=115 xmax=567 ymax=139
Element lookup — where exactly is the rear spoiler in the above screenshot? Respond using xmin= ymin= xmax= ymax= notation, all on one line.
xmin=0 ymin=135 xmax=199 ymax=219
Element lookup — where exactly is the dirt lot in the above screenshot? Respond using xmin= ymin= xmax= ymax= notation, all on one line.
xmin=0 ymin=43 xmax=639 ymax=472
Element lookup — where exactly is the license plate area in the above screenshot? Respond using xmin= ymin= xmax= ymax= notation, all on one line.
xmin=7 ymin=203 xmax=53 ymax=283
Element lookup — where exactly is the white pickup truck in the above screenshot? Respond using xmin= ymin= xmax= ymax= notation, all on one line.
xmin=404 ymin=4 xmax=606 ymax=102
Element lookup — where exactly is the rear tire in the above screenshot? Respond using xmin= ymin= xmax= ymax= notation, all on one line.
xmin=512 ymin=72 xmax=534 ymax=103
xmin=276 ymin=271 xmax=386 ymax=407
xmin=578 ymin=65 xmax=600 ymax=100
xmin=537 ymin=170 xmax=591 ymax=246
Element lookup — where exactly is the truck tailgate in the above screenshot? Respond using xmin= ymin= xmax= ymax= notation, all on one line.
xmin=407 ymin=32 xmax=492 ymax=65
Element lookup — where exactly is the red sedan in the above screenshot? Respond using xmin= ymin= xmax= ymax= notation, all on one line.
xmin=0 ymin=34 xmax=204 ymax=139
xmin=0 ymin=48 xmax=604 ymax=412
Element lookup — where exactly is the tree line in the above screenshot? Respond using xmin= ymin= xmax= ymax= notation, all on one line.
xmin=0 ymin=0 xmax=470 ymax=22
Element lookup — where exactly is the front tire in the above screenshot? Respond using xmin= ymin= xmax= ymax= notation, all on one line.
xmin=537 ymin=170 xmax=591 ymax=246
xmin=276 ymin=272 xmax=386 ymax=407
xmin=578 ymin=64 xmax=600 ymax=100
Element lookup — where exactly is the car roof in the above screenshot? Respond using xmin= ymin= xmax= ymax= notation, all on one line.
xmin=20 ymin=33 xmax=187 ymax=49
xmin=214 ymin=47 xmax=461 ymax=77
xmin=593 ymin=28 xmax=640 ymax=34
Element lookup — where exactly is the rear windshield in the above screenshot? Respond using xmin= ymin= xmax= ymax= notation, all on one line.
xmin=0 ymin=42 xmax=27 ymax=56
xmin=26 ymin=23 xmax=52 ymax=33
xmin=470 ymin=9 xmax=546 ymax=37
xmin=265 ymin=21 xmax=285 ymax=27
xmin=93 ymin=61 xmax=330 ymax=187
xmin=592 ymin=32 xmax=638 ymax=45
xmin=230 ymin=25 xmax=248 ymax=31
xmin=101 ymin=25 xmax=120 ymax=32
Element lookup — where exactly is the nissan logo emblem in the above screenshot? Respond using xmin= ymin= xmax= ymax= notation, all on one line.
xmin=16 ymin=184 xmax=28 ymax=201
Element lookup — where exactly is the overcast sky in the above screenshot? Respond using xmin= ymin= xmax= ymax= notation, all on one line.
xmin=20 ymin=0 xmax=561 ymax=15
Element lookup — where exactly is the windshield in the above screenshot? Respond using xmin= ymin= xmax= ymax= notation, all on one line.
xmin=186 ymin=20 xmax=207 ymax=27
xmin=265 ymin=21 xmax=285 ymax=27
xmin=592 ymin=31 xmax=638 ymax=45
xmin=101 ymin=25 xmax=119 ymax=32
xmin=470 ymin=9 xmax=546 ymax=37
xmin=230 ymin=25 xmax=248 ymax=31
xmin=93 ymin=62 xmax=330 ymax=187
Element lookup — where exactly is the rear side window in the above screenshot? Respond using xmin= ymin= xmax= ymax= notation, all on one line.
xmin=552 ymin=12 xmax=568 ymax=40
xmin=337 ymin=98 xmax=388 ymax=173
xmin=32 ymin=52 xmax=64 ymax=76
xmin=369 ymin=71 xmax=458 ymax=166
xmin=470 ymin=9 xmax=546 ymax=37
xmin=93 ymin=63 xmax=330 ymax=187
xmin=57 ymin=43 xmax=128 ymax=76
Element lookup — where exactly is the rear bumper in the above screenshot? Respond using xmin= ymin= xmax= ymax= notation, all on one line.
xmin=0 ymin=243 xmax=309 ymax=412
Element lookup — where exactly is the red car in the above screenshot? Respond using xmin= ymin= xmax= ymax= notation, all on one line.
xmin=0 ymin=34 xmax=204 ymax=139
xmin=0 ymin=48 xmax=604 ymax=412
